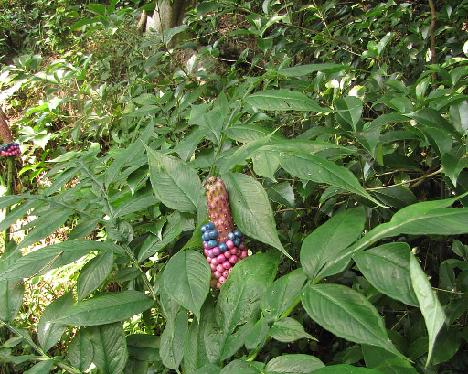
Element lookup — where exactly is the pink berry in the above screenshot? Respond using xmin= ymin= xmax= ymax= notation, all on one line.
xmin=226 ymin=240 xmax=234 ymax=249
xmin=216 ymin=282 xmax=221 ymax=289
xmin=203 ymin=242 xmax=209 ymax=249
xmin=229 ymin=247 xmax=237 ymax=255
xmin=206 ymin=256 xmax=212 ymax=263
xmin=219 ymin=276 xmax=226 ymax=283
xmin=239 ymin=243 xmax=245 ymax=250
xmin=210 ymin=263 xmax=216 ymax=271
xmin=217 ymin=254 xmax=225 ymax=263
xmin=212 ymin=247 xmax=220 ymax=256
xmin=229 ymin=255 xmax=238 ymax=264
xmin=216 ymin=264 xmax=224 ymax=273
xmin=211 ymin=258 xmax=218 ymax=265
xmin=222 ymin=270 xmax=229 ymax=278
xmin=240 ymin=251 xmax=248 ymax=259
xmin=224 ymin=251 xmax=231 ymax=259
xmin=228 ymin=267 xmax=233 ymax=273
xmin=223 ymin=261 xmax=231 ymax=270
xmin=214 ymin=271 xmax=222 ymax=278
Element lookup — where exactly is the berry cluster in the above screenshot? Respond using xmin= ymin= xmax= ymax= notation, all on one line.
xmin=202 ymin=223 xmax=248 ymax=288
xmin=0 ymin=143 xmax=20 ymax=157
xmin=203 ymin=176 xmax=250 ymax=289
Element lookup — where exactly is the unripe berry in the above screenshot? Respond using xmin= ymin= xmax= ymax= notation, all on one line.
xmin=223 ymin=261 xmax=231 ymax=270
xmin=222 ymin=270 xmax=229 ymax=278
xmin=216 ymin=264 xmax=224 ymax=273
xmin=240 ymin=251 xmax=248 ymax=259
xmin=219 ymin=276 xmax=226 ymax=284
xmin=210 ymin=263 xmax=216 ymax=271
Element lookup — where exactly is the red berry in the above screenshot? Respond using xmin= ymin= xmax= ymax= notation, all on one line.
xmin=229 ymin=255 xmax=238 ymax=264
xmin=223 ymin=261 xmax=231 ymax=270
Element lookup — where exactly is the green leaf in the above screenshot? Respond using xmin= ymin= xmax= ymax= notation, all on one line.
xmin=126 ymin=334 xmax=160 ymax=362
xmin=138 ymin=213 xmax=184 ymax=262
xmin=328 ymin=194 xmax=468 ymax=274
xmin=53 ymin=291 xmax=153 ymax=326
xmin=89 ymin=323 xmax=128 ymax=374
xmin=23 ymin=360 xmax=54 ymax=374
xmin=313 ymin=365 xmax=383 ymax=374
xmin=270 ymin=317 xmax=315 ymax=343
xmin=147 ymin=148 xmax=201 ymax=212
xmin=77 ymin=251 xmax=114 ymax=301
xmin=301 ymin=208 xmax=366 ymax=281
xmin=409 ymin=253 xmax=446 ymax=366
xmin=302 ymin=283 xmax=403 ymax=357
xmin=362 ymin=345 xmax=418 ymax=374
xmin=279 ymin=153 xmax=381 ymax=206
xmin=278 ymin=63 xmax=346 ymax=77
xmin=223 ymin=173 xmax=290 ymax=258
xmin=67 ymin=329 xmax=94 ymax=372
xmin=245 ymin=318 xmax=270 ymax=350
xmin=0 ymin=251 xmax=24 ymax=322
xmin=261 ymin=269 xmax=306 ymax=322
xmin=225 ymin=124 xmax=277 ymax=143
xmin=160 ymin=308 xmax=188 ymax=370
xmin=0 ymin=240 xmax=120 ymax=282
xmin=217 ymin=252 xmax=280 ymax=336
xmin=253 ymin=151 xmax=280 ymax=181
xmin=245 ymin=90 xmax=327 ymax=112
xmin=38 ymin=293 xmax=74 ymax=351
xmin=267 ymin=181 xmax=295 ymax=207
xmin=18 ymin=209 xmax=73 ymax=249
xmin=335 ymin=97 xmax=363 ymax=131
xmin=354 ymin=243 xmax=418 ymax=306
xmin=265 ymin=354 xmax=324 ymax=374
xmin=162 ymin=250 xmax=210 ymax=319
xmin=221 ymin=359 xmax=263 ymax=374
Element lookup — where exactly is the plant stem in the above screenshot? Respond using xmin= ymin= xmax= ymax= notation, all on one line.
xmin=366 ymin=168 xmax=442 ymax=191
xmin=0 ymin=320 xmax=81 ymax=374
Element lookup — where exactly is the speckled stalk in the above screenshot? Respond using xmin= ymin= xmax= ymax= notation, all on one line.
xmin=205 ymin=176 xmax=234 ymax=242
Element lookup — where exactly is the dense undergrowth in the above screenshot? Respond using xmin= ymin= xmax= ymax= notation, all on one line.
xmin=0 ymin=0 xmax=467 ymax=373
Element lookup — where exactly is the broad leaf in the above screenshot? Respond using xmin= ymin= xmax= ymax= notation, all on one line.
xmin=265 ymin=354 xmax=324 ymax=374
xmin=261 ymin=269 xmax=306 ymax=322
xmin=410 ymin=253 xmax=446 ymax=366
xmin=147 ymin=148 xmax=201 ymax=212
xmin=67 ymin=329 xmax=94 ymax=372
xmin=0 ymin=250 xmax=24 ymax=322
xmin=0 ymin=240 xmax=120 ymax=281
xmin=279 ymin=153 xmax=381 ymax=206
xmin=77 ymin=251 xmax=114 ymax=301
xmin=313 ymin=365 xmax=383 ymax=374
xmin=24 ymin=360 xmax=54 ymax=374
xmin=89 ymin=323 xmax=128 ymax=374
xmin=301 ymin=208 xmax=366 ymax=281
xmin=245 ymin=90 xmax=326 ymax=112
xmin=270 ymin=317 xmax=315 ymax=343
xmin=38 ymin=293 xmax=74 ymax=351
xmin=325 ymin=195 xmax=468 ymax=276
xmin=335 ymin=96 xmax=363 ymax=131
xmin=223 ymin=173 xmax=290 ymax=258
xmin=354 ymin=242 xmax=418 ymax=306
xmin=160 ymin=308 xmax=188 ymax=370
xmin=220 ymin=359 xmax=263 ymax=374
xmin=302 ymin=283 xmax=402 ymax=357
xmin=162 ymin=250 xmax=210 ymax=319
xmin=54 ymin=291 xmax=153 ymax=326
xmin=279 ymin=63 xmax=346 ymax=76
xmin=18 ymin=209 xmax=73 ymax=249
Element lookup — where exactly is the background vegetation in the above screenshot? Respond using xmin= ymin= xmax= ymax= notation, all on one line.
xmin=0 ymin=0 xmax=467 ymax=373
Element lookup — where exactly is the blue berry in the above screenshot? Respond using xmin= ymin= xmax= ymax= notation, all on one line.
xmin=233 ymin=238 xmax=240 ymax=247
xmin=207 ymin=239 xmax=218 ymax=248
xmin=219 ymin=242 xmax=227 ymax=252
xmin=234 ymin=230 xmax=242 ymax=238
xmin=228 ymin=232 xmax=235 ymax=240
xmin=208 ymin=230 xmax=218 ymax=240
xmin=202 ymin=232 xmax=209 ymax=241
xmin=206 ymin=222 xmax=215 ymax=230
xmin=201 ymin=225 xmax=207 ymax=233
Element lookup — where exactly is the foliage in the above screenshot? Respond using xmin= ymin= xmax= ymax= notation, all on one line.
xmin=1 ymin=0 xmax=468 ymax=373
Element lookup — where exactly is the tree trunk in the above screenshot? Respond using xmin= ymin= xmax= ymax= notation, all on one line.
xmin=147 ymin=0 xmax=188 ymax=34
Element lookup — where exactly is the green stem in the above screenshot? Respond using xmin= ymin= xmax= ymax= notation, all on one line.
xmin=0 ymin=320 xmax=80 ymax=374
